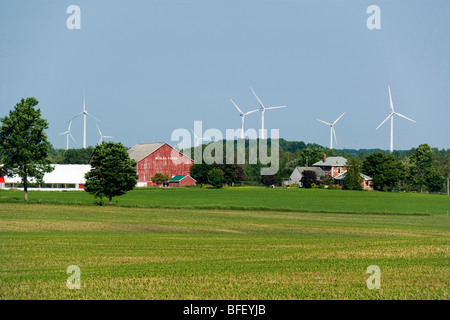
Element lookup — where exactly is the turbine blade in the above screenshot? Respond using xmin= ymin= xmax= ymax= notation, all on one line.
xmin=388 ymin=86 xmax=394 ymax=112
xmin=317 ymin=119 xmax=332 ymax=126
xmin=333 ymin=112 xmax=345 ymax=125
xmin=69 ymin=132 xmax=77 ymax=144
xmin=190 ymin=129 xmax=199 ymax=140
xmin=333 ymin=127 xmax=337 ymax=144
xmin=250 ymin=87 xmax=265 ymax=109
xmin=376 ymin=113 xmax=392 ymax=130
xmin=265 ymin=105 xmax=287 ymax=110
xmin=58 ymin=131 xmax=68 ymax=135
xmin=395 ymin=112 xmax=416 ymax=123
xmin=230 ymin=99 xmax=243 ymax=114
xmin=68 ymin=112 xmax=83 ymax=122
xmin=86 ymin=111 xmax=102 ymax=123
xmin=244 ymin=109 xmax=259 ymax=115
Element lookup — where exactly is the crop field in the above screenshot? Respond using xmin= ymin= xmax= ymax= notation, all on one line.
xmin=0 ymin=190 xmax=449 ymax=299
xmin=0 ymin=187 xmax=449 ymax=215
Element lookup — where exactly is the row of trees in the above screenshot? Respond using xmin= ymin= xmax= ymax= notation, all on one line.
xmin=362 ymin=144 xmax=447 ymax=192
xmin=2 ymin=98 xmax=448 ymax=197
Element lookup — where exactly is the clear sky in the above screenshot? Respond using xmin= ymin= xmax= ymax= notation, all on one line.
xmin=1 ymin=0 xmax=449 ymax=150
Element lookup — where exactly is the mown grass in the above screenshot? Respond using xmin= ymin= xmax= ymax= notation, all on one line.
xmin=0 ymin=187 xmax=449 ymax=215
xmin=0 ymin=203 xmax=448 ymax=299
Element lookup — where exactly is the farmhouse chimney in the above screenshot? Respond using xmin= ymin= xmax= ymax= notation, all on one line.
xmin=323 ymin=154 xmax=327 ymax=163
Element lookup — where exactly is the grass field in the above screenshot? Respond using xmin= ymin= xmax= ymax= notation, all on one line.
xmin=0 ymin=192 xmax=449 ymax=299
xmin=0 ymin=187 xmax=449 ymax=215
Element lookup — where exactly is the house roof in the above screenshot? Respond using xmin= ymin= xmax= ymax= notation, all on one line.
xmin=313 ymin=156 xmax=347 ymax=167
xmin=127 ymin=143 xmax=165 ymax=163
xmin=294 ymin=166 xmax=324 ymax=176
xmin=334 ymin=172 xmax=373 ymax=181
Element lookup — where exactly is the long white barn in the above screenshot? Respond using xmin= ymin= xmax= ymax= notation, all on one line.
xmin=0 ymin=164 xmax=91 ymax=190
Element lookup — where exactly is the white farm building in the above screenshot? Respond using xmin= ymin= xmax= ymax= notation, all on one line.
xmin=0 ymin=164 xmax=91 ymax=190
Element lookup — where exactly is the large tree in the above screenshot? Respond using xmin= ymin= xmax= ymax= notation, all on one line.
xmin=190 ymin=163 xmax=214 ymax=187
xmin=362 ymin=152 xmax=405 ymax=191
xmin=0 ymin=97 xmax=54 ymax=200
xmin=344 ymin=157 xmax=363 ymax=191
xmin=151 ymin=172 xmax=170 ymax=187
xmin=408 ymin=144 xmax=435 ymax=192
xmin=207 ymin=168 xmax=224 ymax=189
xmin=84 ymin=142 xmax=138 ymax=204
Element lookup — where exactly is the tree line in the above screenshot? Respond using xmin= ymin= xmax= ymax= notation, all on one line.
xmin=186 ymin=139 xmax=450 ymax=192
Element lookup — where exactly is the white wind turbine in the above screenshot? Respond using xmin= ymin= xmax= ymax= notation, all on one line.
xmin=58 ymin=120 xmax=77 ymax=150
xmin=317 ymin=112 xmax=345 ymax=150
xmin=230 ymin=99 xmax=259 ymax=139
xmin=250 ymin=87 xmax=287 ymax=139
xmin=96 ymin=125 xmax=113 ymax=144
xmin=191 ymin=129 xmax=210 ymax=147
xmin=69 ymin=90 xmax=101 ymax=149
xmin=376 ymin=86 xmax=416 ymax=153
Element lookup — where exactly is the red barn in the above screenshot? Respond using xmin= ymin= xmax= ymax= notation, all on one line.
xmin=127 ymin=143 xmax=194 ymax=187
xmin=168 ymin=175 xmax=196 ymax=187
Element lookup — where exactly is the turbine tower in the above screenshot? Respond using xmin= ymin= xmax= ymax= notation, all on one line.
xmin=96 ymin=125 xmax=113 ymax=144
xmin=69 ymin=91 xmax=101 ymax=149
xmin=58 ymin=120 xmax=77 ymax=150
xmin=250 ymin=87 xmax=287 ymax=139
xmin=230 ymin=99 xmax=258 ymax=139
xmin=376 ymin=86 xmax=416 ymax=153
xmin=317 ymin=112 xmax=345 ymax=149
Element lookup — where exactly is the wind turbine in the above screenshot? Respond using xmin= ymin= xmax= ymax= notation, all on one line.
xmin=250 ymin=87 xmax=287 ymax=139
xmin=69 ymin=90 xmax=101 ymax=149
xmin=96 ymin=125 xmax=113 ymax=144
xmin=58 ymin=120 xmax=77 ymax=150
xmin=317 ymin=112 xmax=345 ymax=149
xmin=230 ymin=99 xmax=259 ymax=139
xmin=376 ymin=86 xmax=416 ymax=153
xmin=191 ymin=129 xmax=210 ymax=147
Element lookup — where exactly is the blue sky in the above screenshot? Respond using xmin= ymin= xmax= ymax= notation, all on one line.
xmin=0 ymin=0 xmax=449 ymax=150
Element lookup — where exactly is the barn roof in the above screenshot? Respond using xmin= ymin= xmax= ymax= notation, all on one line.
xmin=127 ymin=143 xmax=165 ymax=163
xmin=169 ymin=175 xmax=187 ymax=182
xmin=169 ymin=175 xmax=196 ymax=182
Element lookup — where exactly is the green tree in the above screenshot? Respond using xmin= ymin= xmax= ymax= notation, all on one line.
xmin=64 ymin=147 xmax=95 ymax=164
xmin=263 ymin=174 xmax=277 ymax=187
xmin=301 ymin=170 xmax=317 ymax=188
xmin=207 ymin=168 xmax=224 ymax=188
xmin=362 ymin=152 xmax=405 ymax=191
xmin=425 ymin=172 xmax=445 ymax=193
xmin=190 ymin=163 xmax=213 ymax=187
xmin=84 ymin=142 xmax=138 ymax=204
xmin=319 ymin=174 xmax=334 ymax=186
xmin=151 ymin=172 xmax=170 ymax=187
xmin=344 ymin=157 xmax=363 ymax=191
xmin=0 ymin=97 xmax=54 ymax=200
xmin=409 ymin=144 xmax=435 ymax=192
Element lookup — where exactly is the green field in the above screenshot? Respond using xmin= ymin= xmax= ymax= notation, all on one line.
xmin=0 ymin=188 xmax=449 ymax=299
xmin=1 ymin=187 xmax=449 ymax=215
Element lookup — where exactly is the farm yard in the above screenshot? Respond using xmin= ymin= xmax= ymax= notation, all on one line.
xmin=0 ymin=188 xmax=448 ymax=300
